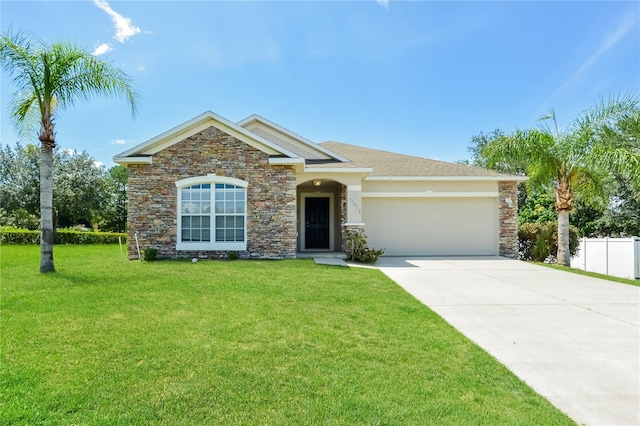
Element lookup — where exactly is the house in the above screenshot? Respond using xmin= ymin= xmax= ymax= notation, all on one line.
xmin=114 ymin=111 xmax=526 ymax=260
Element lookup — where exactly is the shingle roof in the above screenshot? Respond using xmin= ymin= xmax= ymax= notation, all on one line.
xmin=319 ymin=141 xmax=521 ymax=179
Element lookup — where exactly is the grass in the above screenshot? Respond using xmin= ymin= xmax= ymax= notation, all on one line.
xmin=538 ymin=262 xmax=640 ymax=287
xmin=1 ymin=245 xmax=574 ymax=425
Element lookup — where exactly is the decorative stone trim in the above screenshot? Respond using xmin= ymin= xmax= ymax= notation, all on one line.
xmin=126 ymin=125 xmax=297 ymax=260
xmin=341 ymin=223 xmax=365 ymax=254
xmin=498 ymin=181 xmax=518 ymax=258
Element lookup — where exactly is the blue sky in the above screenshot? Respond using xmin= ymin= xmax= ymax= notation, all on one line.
xmin=1 ymin=1 xmax=638 ymax=168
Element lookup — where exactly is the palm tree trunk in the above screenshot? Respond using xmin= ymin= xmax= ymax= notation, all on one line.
xmin=555 ymin=181 xmax=573 ymax=267
xmin=556 ymin=209 xmax=571 ymax=266
xmin=39 ymin=139 xmax=55 ymax=273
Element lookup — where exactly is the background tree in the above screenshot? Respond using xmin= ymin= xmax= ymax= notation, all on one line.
xmin=481 ymin=96 xmax=640 ymax=266
xmin=0 ymin=143 xmax=40 ymax=217
xmin=0 ymin=143 xmax=127 ymax=232
xmin=0 ymin=29 xmax=137 ymax=272
xmin=53 ymin=149 xmax=109 ymax=229
xmin=100 ymin=165 xmax=128 ymax=232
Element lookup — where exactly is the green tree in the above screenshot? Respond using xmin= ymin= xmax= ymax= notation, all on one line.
xmin=0 ymin=29 xmax=137 ymax=272
xmin=101 ymin=165 xmax=128 ymax=232
xmin=53 ymin=149 xmax=108 ymax=229
xmin=482 ymin=96 xmax=640 ymax=266
xmin=0 ymin=143 xmax=40 ymax=215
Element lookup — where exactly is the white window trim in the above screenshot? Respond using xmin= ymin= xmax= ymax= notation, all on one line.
xmin=175 ymin=175 xmax=248 ymax=251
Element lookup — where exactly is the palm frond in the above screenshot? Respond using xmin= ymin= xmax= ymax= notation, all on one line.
xmin=47 ymin=42 xmax=138 ymax=115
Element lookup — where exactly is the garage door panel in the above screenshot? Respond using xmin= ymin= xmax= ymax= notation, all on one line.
xmin=362 ymin=198 xmax=498 ymax=256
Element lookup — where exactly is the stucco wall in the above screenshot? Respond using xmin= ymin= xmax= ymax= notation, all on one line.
xmin=127 ymin=125 xmax=297 ymax=259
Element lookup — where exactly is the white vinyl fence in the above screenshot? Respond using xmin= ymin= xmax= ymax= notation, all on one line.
xmin=571 ymin=237 xmax=640 ymax=280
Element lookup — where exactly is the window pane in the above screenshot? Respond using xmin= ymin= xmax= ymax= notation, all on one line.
xmin=235 ymin=229 xmax=244 ymax=241
xmin=225 ymin=216 xmax=234 ymax=227
xmin=202 ymin=191 xmax=210 ymax=201
xmin=192 ymin=216 xmax=201 ymax=228
xmin=215 ymin=229 xmax=224 ymax=242
xmin=202 ymin=183 xmax=211 ymax=189
xmin=215 ymin=201 xmax=224 ymax=214
xmin=226 ymin=201 xmax=234 ymax=213
xmin=225 ymin=229 xmax=234 ymax=240
xmin=235 ymin=216 xmax=244 ymax=227
xmin=215 ymin=216 xmax=224 ymax=228
xmin=235 ymin=201 xmax=244 ymax=214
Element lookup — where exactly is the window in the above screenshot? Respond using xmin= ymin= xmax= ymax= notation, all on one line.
xmin=176 ymin=176 xmax=247 ymax=251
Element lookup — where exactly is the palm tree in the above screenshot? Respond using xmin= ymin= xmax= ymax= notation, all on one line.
xmin=0 ymin=30 xmax=137 ymax=272
xmin=482 ymin=96 xmax=640 ymax=266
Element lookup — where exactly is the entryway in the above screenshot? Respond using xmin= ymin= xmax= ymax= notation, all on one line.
xmin=305 ymin=197 xmax=329 ymax=249
xmin=297 ymin=179 xmax=342 ymax=252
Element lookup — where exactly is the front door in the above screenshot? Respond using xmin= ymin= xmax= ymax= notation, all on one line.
xmin=305 ymin=197 xmax=330 ymax=249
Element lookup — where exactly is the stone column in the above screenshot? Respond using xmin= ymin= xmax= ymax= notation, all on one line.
xmin=498 ymin=181 xmax=518 ymax=258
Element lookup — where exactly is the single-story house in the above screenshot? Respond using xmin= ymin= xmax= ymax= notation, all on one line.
xmin=114 ymin=111 xmax=526 ymax=260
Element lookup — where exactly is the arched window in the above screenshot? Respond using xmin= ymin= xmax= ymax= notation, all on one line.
xmin=175 ymin=175 xmax=247 ymax=251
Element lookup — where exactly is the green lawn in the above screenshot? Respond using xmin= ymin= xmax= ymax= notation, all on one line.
xmin=538 ymin=262 xmax=640 ymax=287
xmin=1 ymin=245 xmax=574 ymax=425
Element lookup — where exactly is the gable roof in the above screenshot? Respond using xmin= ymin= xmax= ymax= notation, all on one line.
xmin=114 ymin=111 xmax=301 ymax=165
xmin=320 ymin=141 xmax=527 ymax=181
xmin=238 ymin=115 xmax=348 ymax=162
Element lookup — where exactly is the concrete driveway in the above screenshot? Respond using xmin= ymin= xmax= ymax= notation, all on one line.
xmin=376 ymin=256 xmax=640 ymax=426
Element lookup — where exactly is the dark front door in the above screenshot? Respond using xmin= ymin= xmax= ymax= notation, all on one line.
xmin=305 ymin=197 xmax=330 ymax=249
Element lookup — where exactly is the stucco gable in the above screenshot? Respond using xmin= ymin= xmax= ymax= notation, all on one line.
xmin=238 ymin=114 xmax=349 ymax=162
xmin=114 ymin=111 xmax=301 ymax=165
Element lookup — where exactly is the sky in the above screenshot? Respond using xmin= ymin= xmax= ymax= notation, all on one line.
xmin=1 ymin=0 xmax=639 ymax=168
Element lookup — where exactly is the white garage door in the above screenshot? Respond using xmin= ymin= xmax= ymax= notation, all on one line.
xmin=362 ymin=197 xmax=498 ymax=256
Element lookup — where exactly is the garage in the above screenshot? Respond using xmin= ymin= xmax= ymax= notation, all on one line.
xmin=362 ymin=197 xmax=499 ymax=256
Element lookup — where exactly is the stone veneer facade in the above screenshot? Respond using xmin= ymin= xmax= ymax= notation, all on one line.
xmin=498 ymin=181 xmax=519 ymax=258
xmin=127 ymin=126 xmax=297 ymax=260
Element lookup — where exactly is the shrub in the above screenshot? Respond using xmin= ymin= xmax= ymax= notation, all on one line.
xmin=0 ymin=228 xmax=126 ymax=245
xmin=142 ymin=248 xmax=158 ymax=262
xmin=227 ymin=251 xmax=239 ymax=260
xmin=344 ymin=229 xmax=384 ymax=264
xmin=518 ymin=222 xmax=579 ymax=262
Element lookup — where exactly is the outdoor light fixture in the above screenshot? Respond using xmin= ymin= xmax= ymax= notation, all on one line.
xmin=505 ymin=197 xmax=513 ymax=207
xmin=313 ymin=180 xmax=322 ymax=187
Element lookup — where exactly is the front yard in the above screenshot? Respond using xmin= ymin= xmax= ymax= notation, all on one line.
xmin=0 ymin=245 xmax=573 ymax=425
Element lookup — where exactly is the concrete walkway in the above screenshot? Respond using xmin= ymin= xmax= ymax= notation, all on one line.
xmin=376 ymin=256 xmax=640 ymax=426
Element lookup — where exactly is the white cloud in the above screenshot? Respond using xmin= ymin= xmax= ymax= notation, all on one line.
xmin=65 ymin=148 xmax=76 ymax=155
xmin=111 ymin=139 xmax=127 ymax=145
xmin=539 ymin=11 xmax=637 ymax=113
xmin=93 ymin=0 xmax=141 ymax=43
xmin=565 ymin=12 xmax=636 ymax=86
xmin=92 ymin=42 xmax=113 ymax=56
xmin=377 ymin=0 xmax=389 ymax=9
xmin=554 ymin=13 xmax=638 ymax=101
xmin=94 ymin=160 xmax=104 ymax=168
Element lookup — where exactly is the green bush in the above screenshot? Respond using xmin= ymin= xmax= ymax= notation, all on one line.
xmin=142 ymin=247 xmax=158 ymax=262
xmin=344 ymin=229 xmax=384 ymax=264
xmin=0 ymin=228 xmax=40 ymax=244
xmin=518 ymin=222 xmax=579 ymax=262
xmin=0 ymin=228 xmax=126 ymax=245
